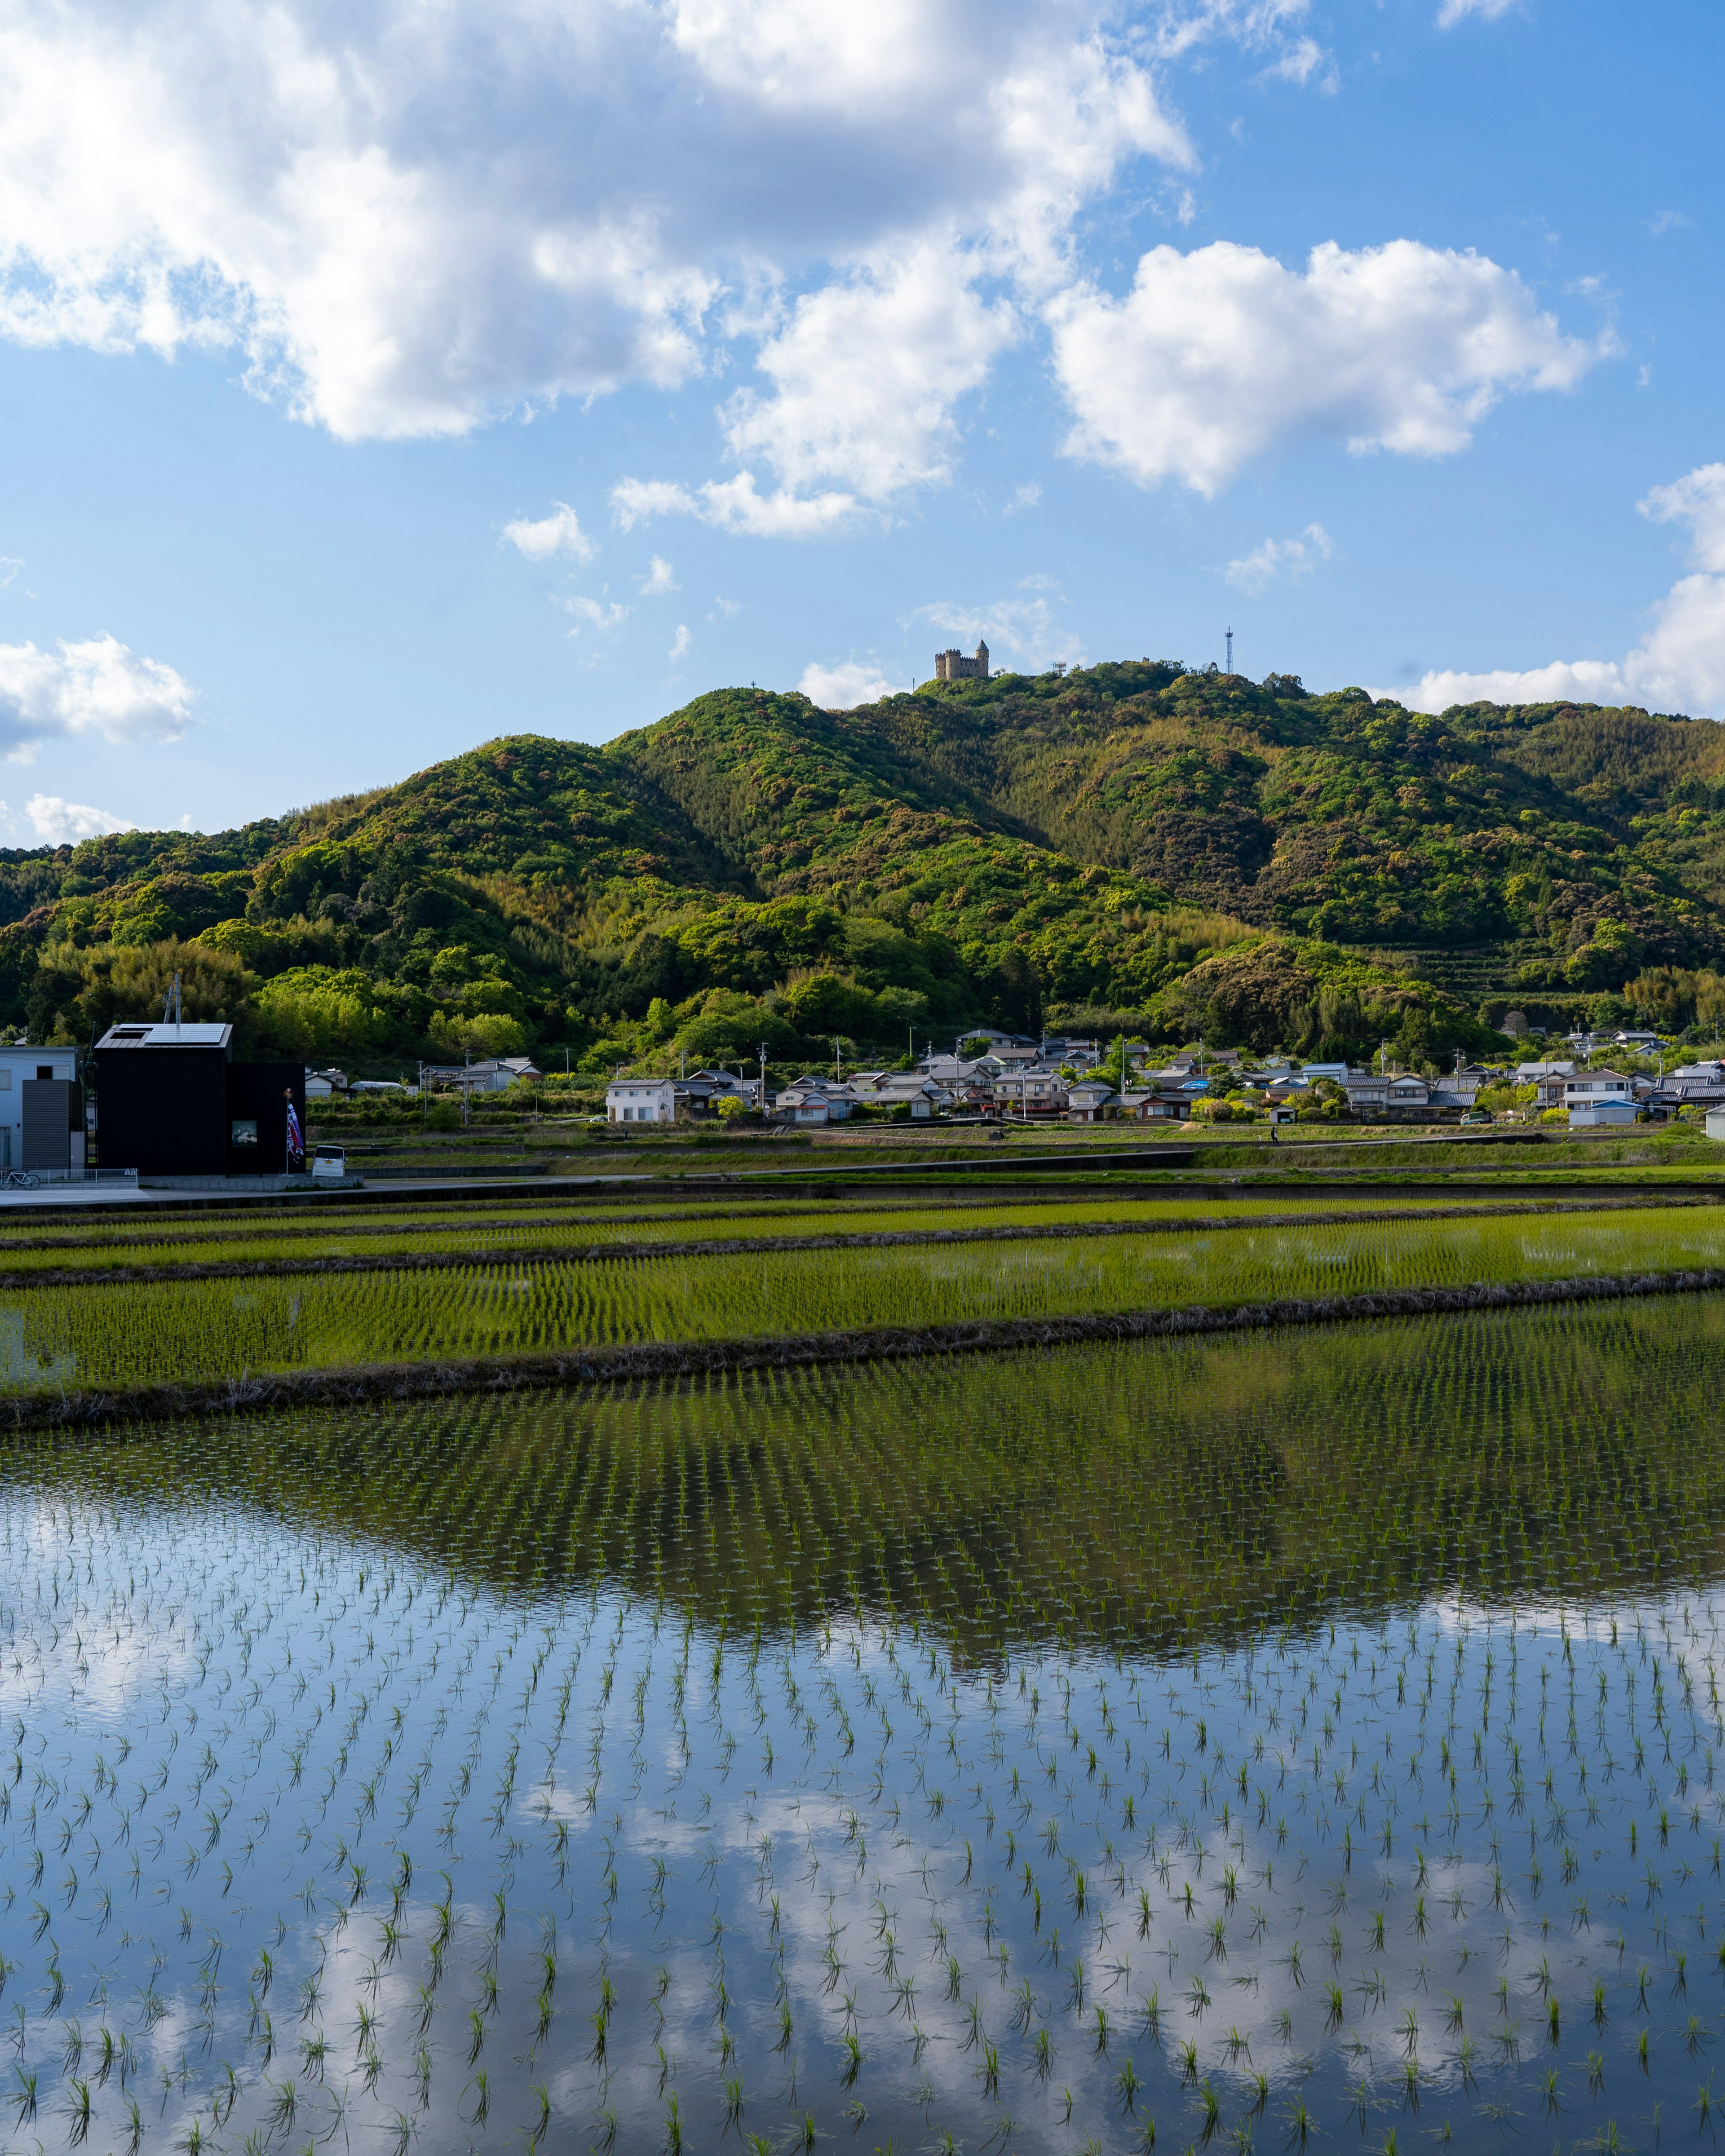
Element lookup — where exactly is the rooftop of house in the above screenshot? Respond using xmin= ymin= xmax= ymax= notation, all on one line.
xmin=97 ymin=1022 xmax=233 ymax=1050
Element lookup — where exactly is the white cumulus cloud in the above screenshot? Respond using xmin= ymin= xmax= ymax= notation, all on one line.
xmin=612 ymin=473 xmax=861 ymax=539
xmin=639 ymin=555 xmax=679 ymax=595
xmin=0 ymin=633 xmax=193 ymax=755
xmin=1223 ymin=522 xmax=1334 ymax=592
xmin=911 ymin=583 xmax=1081 ymax=674
xmin=0 ymin=0 xmax=1590 ymax=532
xmin=25 ymin=794 xmax=136 ymax=843
xmin=1392 ymin=464 xmax=1725 ymax=718
xmin=722 ymin=241 xmax=1018 ymax=499
xmin=561 ymin=596 xmax=628 ymax=633
xmin=0 ymin=0 xmax=1199 ymax=446
xmin=800 ymin=660 xmax=898 ymax=707
xmin=1049 ymin=239 xmax=1603 ymax=496
xmin=668 ymin=624 xmax=691 ymax=662
xmin=1437 ymin=0 xmax=1520 ymax=23
xmin=502 ymin=504 xmax=597 ymax=563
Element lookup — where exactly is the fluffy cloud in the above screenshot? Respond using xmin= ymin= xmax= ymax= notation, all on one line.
xmin=501 ymin=504 xmax=597 ymax=563
xmin=911 ymin=582 xmax=1082 ymax=674
xmin=1223 ymin=522 xmax=1334 ymax=592
xmin=1049 ymin=239 xmax=1603 ymax=496
xmin=0 ymin=0 xmax=1194 ymax=445
xmin=0 ymin=633 xmax=193 ymax=754
xmin=1394 ymin=465 xmax=1725 ymax=718
xmin=1437 ymin=0 xmax=1520 ymax=23
xmin=668 ymin=625 xmax=692 ymax=662
xmin=561 ymin=596 xmax=628 ymax=633
xmin=612 ymin=473 xmax=861 ymax=539
xmin=0 ymin=0 xmax=1592 ymax=528
xmin=639 ymin=556 xmax=679 ymax=596
xmin=800 ymin=660 xmax=899 ymax=707
xmin=722 ymin=243 xmax=1018 ymax=499
xmin=23 ymin=794 xmax=135 ymax=843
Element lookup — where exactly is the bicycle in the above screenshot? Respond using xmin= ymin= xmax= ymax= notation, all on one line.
xmin=1 ymin=1171 xmax=40 ymax=1190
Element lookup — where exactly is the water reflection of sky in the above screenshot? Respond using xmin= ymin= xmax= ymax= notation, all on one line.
xmin=0 ymin=1462 xmax=1721 ymax=2156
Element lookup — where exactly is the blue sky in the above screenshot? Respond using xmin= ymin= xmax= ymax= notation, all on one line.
xmin=0 ymin=0 xmax=1719 ymax=840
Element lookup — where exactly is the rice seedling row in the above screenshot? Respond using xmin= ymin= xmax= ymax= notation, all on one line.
xmin=0 ymin=1192 xmax=1522 ymax=1272
xmin=0 ymin=1195 xmax=1706 ymax=1299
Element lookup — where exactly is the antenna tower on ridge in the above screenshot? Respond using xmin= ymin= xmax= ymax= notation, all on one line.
xmin=1225 ymin=627 xmax=1234 ymax=674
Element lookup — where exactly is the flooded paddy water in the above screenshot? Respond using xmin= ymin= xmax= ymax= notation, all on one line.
xmin=6 ymin=1293 xmax=1725 ymax=2152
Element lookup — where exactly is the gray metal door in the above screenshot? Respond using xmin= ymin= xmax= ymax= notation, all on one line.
xmin=21 ymin=1080 xmax=71 ymax=1171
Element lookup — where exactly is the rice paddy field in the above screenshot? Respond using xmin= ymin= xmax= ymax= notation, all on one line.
xmin=0 ymin=1194 xmax=1720 ymax=1399
xmin=10 ymin=1183 xmax=1725 ymax=2150
xmin=6 ymin=1299 xmax=1725 ymax=2153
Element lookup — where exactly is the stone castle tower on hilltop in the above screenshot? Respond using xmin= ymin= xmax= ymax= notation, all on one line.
xmin=935 ymin=641 xmax=989 ymax=681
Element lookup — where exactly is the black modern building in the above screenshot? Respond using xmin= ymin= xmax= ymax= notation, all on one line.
xmin=93 ymin=1022 xmax=306 ymax=1176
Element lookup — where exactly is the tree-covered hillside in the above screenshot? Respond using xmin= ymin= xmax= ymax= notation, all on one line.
xmin=6 ymin=662 xmax=1725 ymax=1072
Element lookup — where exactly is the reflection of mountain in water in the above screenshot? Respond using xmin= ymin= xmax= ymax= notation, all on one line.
xmin=9 ymin=1293 xmax=1725 ymax=1656
xmin=0 ymin=1308 xmax=76 ymax=1390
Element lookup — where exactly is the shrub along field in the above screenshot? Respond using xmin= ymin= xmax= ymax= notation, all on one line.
xmin=5 ymin=1299 xmax=1725 ymax=2152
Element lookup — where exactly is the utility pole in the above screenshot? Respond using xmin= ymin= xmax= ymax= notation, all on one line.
xmin=757 ymin=1040 xmax=769 ymax=1118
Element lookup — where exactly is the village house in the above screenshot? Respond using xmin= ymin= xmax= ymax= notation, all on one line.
xmin=606 ymin=1077 xmax=677 ymax=1124
xmin=773 ymin=1076 xmax=859 ymax=1125
xmin=992 ymin=1070 xmax=1068 ymax=1117
xmin=1514 ymin=1060 xmax=1576 ymax=1109
xmin=1118 ymin=1089 xmax=1189 ymax=1122
xmin=1066 ymin=1079 xmax=1121 ymax=1123
xmin=849 ymin=1073 xmax=947 ymax=1118
xmin=1565 ymin=1070 xmax=1638 ymax=1126
xmin=424 ymin=1056 xmax=544 ymax=1093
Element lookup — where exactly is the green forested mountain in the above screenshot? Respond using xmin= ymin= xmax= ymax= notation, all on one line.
xmin=7 ymin=661 xmax=1725 ymax=1071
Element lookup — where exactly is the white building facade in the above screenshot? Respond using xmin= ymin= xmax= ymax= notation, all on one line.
xmin=606 ymin=1078 xmax=677 ymax=1124
xmin=0 ymin=1045 xmax=82 ymax=1170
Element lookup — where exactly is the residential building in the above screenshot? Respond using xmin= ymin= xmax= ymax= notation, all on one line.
xmin=1066 ymin=1079 xmax=1121 ymax=1123
xmin=305 ymin=1067 xmax=349 ymax=1100
xmin=93 ymin=1023 xmax=306 ymax=1176
xmin=0 ymin=1044 xmax=82 ymax=1171
xmin=1565 ymin=1070 xmax=1637 ymax=1127
xmin=1646 ymin=1072 xmax=1725 ymax=1121
xmin=918 ymin=1053 xmax=1000 ymax=1087
xmin=423 ymin=1056 xmax=544 ymax=1093
xmin=773 ymin=1077 xmax=858 ymax=1123
xmin=1118 ymin=1089 xmax=1190 ymax=1122
xmin=992 ymin=1070 xmax=1068 ymax=1117
xmin=1513 ymin=1060 xmax=1576 ymax=1109
xmin=850 ymin=1073 xmax=947 ymax=1118
xmin=606 ymin=1078 xmax=677 ymax=1124
xmin=773 ymin=1087 xmax=835 ymax=1125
